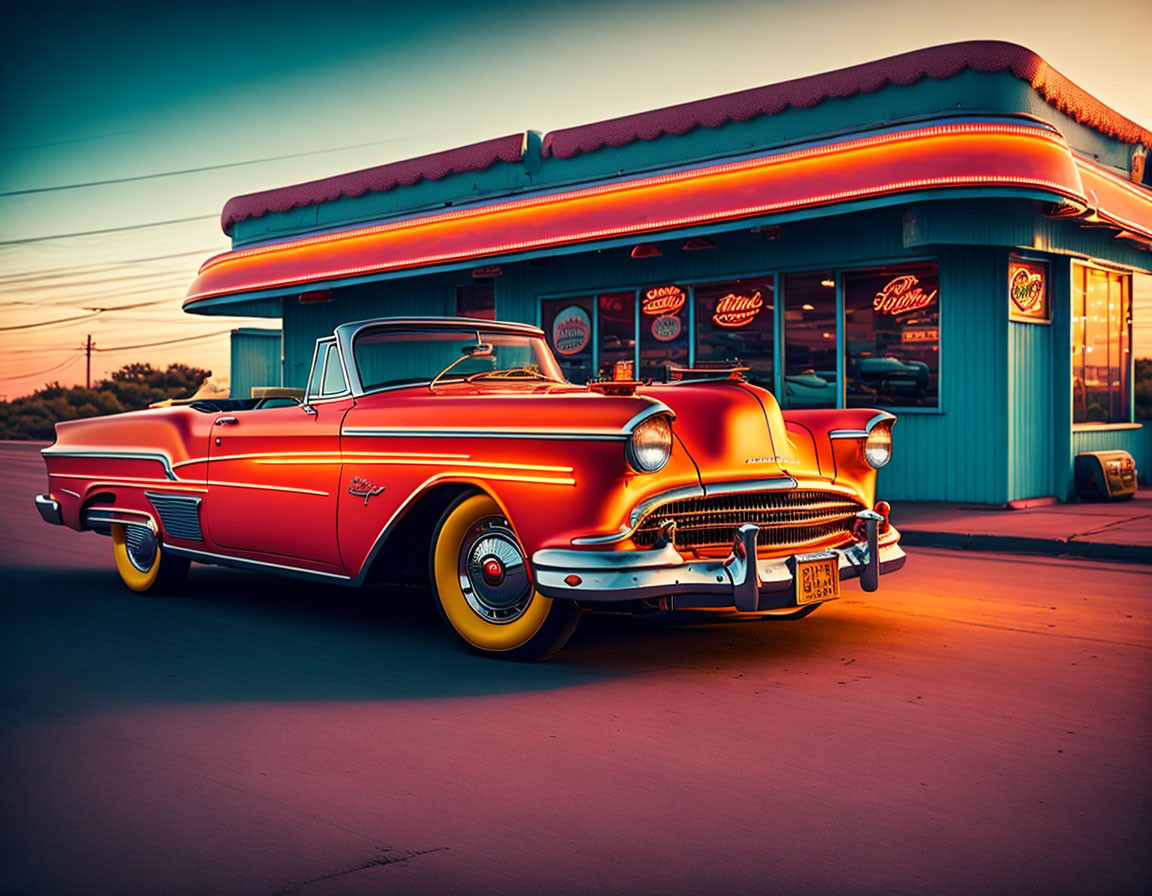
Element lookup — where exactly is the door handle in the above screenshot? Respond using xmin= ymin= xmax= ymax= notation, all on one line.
xmin=214 ymin=416 xmax=239 ymax=427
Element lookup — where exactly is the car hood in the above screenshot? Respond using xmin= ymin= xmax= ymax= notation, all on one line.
xmin=640 ymin=382 xmax=809 ymax=487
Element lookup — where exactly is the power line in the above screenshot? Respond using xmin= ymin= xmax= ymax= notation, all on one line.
xmin=0 ymin=267 xmax=197 ymax=293
xmin=0 ymin=214 xmax=217 ymax=246
xmin=0 ymin=248 xmax=220 ymax=284
xmin=0 ymin=353 xmax=83 ymax=381
xmin=0 ymin=137 xmax=406 ymax=197
xmin=95 ymin=330 xmax=234 ymax=352
xmin=0 ymin=130 xmax=136 ymax=153
xmin=0 ymin=311 xmax=101 ymax=331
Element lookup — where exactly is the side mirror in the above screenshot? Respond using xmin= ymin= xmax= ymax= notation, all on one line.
xmin=463 ymin=343 xmax=494 ymax=358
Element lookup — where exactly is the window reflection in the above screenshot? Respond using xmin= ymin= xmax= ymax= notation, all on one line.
xmin=540 ymin=297 xmax=594 ymax=383
xmin=782 ymin=272 xmax=838 ymax=407
xmin=694 ymin=279 xmax=774 ymax=388
xmin=1074 ymin=265 xmax=1131 ymax=423
xmin=844 ymin=265 xmax=939 ymax=408
xmin=597 ymin=293 xmax=635 ymax=379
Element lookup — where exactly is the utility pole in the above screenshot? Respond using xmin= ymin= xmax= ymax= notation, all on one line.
xmin=83 ymin=334 xmax=94 ymax=389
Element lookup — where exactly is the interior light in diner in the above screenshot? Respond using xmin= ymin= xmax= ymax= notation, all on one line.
xmin=630 ymin=243 xmax=662 ymax=258
xmin=682 ymin=236 xmax=717 ymax=251
xmin=820 ymin=279 xmax=835 ymax=288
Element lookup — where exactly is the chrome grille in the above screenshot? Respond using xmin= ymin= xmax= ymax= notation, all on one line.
xmin=632 ymin=489 xmax=864 ymax=553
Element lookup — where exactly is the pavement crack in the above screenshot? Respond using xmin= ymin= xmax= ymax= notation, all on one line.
xmin=271 ymin=847 xmax=449 ymax=895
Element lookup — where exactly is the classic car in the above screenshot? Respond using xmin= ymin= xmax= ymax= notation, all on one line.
xmin=35 ymin=317 xmax=905 ymax=660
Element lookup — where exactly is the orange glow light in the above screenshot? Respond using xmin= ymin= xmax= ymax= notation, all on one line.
xmin=185 ymin=123 xmax=1139 ymax=307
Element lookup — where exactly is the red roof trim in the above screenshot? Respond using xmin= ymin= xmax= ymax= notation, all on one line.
xmin=541 ymin=40 xmax=1152 ymax=160
xmin=221 ymin=133 xmax=527 ymax=233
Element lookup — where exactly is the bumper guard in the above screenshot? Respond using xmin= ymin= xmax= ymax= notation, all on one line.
xmin=532 ymin=510 xmax=905 ymax=612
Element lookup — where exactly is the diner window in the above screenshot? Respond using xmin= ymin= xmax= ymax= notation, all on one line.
xmin=1073 ymin=265 xmax=1132 ymax=423
xmin=694 ymin=279 xmax=774 ymax=388
xmin=638 ymin=284 xmax=690 ymax=381
xmin=597 ymin=293 xmax=635 ymax=379
xmin=541 ymin=297 xmax=594 ymax=383
xmin=782 ymin=272 xmax=838 ymax=407
xmin=843 ymin=264 xmax=940 ymax=408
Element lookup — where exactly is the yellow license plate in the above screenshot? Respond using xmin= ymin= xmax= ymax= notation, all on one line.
xmin=795 ymin=555 xmax=840 ymax=604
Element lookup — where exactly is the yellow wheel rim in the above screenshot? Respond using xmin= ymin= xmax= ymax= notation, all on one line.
xmin=433 ymin=494 xmax=551 ymax=652
xmin=112 ymin=524 xmax=161 ymax=592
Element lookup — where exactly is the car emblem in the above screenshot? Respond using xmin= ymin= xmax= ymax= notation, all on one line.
xmin=348 ymin=476 xmax=385 ymax=506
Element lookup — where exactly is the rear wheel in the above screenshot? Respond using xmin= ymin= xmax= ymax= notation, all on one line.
xmin=111 ymin=524 xmax=189 ymax=594
xmin=430 ymin=493 xmax=579 ymax=661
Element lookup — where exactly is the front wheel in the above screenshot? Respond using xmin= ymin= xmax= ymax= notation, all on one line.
xmin=111 ymin=524 xmax=190 ymax=594
xmin=430 ymin=493 xmax=579 ymax=661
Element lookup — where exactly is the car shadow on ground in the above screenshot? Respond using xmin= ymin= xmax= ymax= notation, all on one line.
xmin=2 ymin=562 xmax=892 ymax=711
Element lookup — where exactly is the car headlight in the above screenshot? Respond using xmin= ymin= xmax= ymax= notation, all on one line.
xmin=864 ymin=424 xmax=893 ymax=469
xmin=626 ymin=415 xmax=673 ymax=473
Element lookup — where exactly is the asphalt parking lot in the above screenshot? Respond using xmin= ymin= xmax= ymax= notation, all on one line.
xmin=2 ymin=442 xmax=1150 ymax=895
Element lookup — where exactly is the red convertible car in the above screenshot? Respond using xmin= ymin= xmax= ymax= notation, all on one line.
xmin=35 ymin=317 xmax=905 ymax=659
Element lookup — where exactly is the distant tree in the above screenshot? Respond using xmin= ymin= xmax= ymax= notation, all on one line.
xmin=0 ymin=362 xmax=210 ymax=441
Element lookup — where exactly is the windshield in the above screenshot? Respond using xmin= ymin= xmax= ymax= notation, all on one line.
xmin=352 ymin=327 xmax=566 ymax=392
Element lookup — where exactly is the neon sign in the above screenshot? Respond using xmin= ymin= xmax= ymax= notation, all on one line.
xmin=642 ymin=285 xmax=686 ymax=317
xmin=712 ymin=291 xmax=763 ymax=328
xmin=873 ymin=275 xmax=937 ymax=315
xmin=1008 ymin=258 xmax=1048 ymax=322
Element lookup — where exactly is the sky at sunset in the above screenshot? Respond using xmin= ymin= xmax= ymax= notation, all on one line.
xmin=2 ymin=0 xmax=1150 ymax=400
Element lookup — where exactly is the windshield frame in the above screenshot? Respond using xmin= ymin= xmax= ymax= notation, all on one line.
xmin=344 ymin=321 xmax=567 ymax=396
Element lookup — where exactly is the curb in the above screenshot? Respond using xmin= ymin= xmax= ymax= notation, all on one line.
xmin=899 ymin=529 xmax=1152 ymax=565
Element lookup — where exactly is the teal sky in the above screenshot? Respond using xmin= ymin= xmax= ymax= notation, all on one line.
xmin=2 ymin=0 xmax=1150 ymax=398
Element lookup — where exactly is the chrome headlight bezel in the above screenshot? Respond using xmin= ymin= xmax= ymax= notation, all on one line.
xmin=626 ymin=415 xmax=673 ymax=474
xmin=864 ymin=423 xmax=893 ymax=469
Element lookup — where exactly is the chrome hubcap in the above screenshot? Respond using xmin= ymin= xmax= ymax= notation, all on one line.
xmin=124 ymin=526 xmax=157 ymax=573
xmin=458 ymin=516 xmax=532 ymax=623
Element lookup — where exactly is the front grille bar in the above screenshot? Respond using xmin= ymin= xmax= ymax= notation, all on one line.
xmin=633 ymin=489 xmax=864 ymax=552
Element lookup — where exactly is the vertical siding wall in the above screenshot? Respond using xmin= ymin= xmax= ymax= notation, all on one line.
xmin=281 ymin=275 xmax=457 ymax=388
xmin=883 ymin=246 xmax=1008 ymax=504
xmin=1008 ymin=318 xmax=1053 ymax=500
xmin=229 ymin=329 xmax=282 ymax=399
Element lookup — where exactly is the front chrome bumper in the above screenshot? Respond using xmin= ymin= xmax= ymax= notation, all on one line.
xmin=532 ymin=512 xmax=905 ymax=612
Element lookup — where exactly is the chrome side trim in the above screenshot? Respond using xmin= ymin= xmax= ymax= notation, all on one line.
xmin=163 ymin=545 xmax=353 ymax=584
xmin=829 ymin=411 xmax=897 ymax=440
xmin=342 ymin=426 xmax=628 ymax=441
xmin=84 ymin=514 xmax=156 ymax=532
xmin=620 ymin=401 xmax=675 ymax=432
xmin=59 ymin=488 xmax=81 ymax=498
xmin=81 ymin=506 xmax=159 ymax=535
xmin=627 ymin=484 xmax=706 ymax=530
xmin=35 ymin=495 xmax=62 ymax=526
xmin=570 ymin=526 xmax=632 ymax=547
xmin=701 ymin=477 xmax=801 ymax=498
xmin=41 ymin=448 xmax=178 ymax=480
